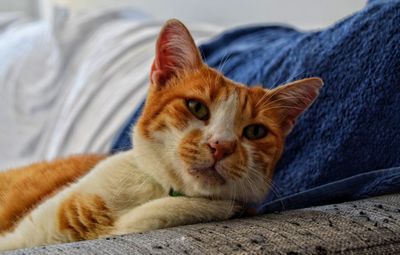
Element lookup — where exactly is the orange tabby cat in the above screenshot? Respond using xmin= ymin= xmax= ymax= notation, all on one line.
xmin=0 ymin=19 xmax=323 ymax=251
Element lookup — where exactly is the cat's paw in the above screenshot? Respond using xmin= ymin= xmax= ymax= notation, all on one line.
xmin=233 ymin=202 xmax=245 ymax=215
xmin=218 ymin=200 xmax=244 ymax=218
xmin=111 ymin=217 xmax=166 ymax=236
xmin=111 ymin=198 xmax=242 ymax=236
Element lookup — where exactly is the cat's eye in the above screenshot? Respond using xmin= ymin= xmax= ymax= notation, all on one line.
xmin=186 ymin=99 xmax=209 ymax=120
xmin=243 ymin=124 xmax=268 ymax=140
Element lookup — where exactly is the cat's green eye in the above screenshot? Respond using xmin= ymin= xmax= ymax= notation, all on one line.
xmin=186 ymin=99 xmax=209 ymax=120
xmin=243 ymin=124 xmax=268 ymax=140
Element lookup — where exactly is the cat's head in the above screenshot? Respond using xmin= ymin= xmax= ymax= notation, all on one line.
xmin=133 ymin=19 xmax=323 ymax=203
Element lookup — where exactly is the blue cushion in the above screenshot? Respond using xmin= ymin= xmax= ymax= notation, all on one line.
xmin=112 ymin=0 xmax=400 ymax=213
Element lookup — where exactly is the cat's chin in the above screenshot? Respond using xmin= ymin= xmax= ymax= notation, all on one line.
xmin=188 ymin=167 xmax=226 ymax=186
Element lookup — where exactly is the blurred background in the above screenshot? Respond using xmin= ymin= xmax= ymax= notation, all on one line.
xmin=1 ymin=0 xmax=366 ymax=29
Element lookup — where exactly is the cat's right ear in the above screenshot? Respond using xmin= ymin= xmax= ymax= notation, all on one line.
xmin=150 ymin=19 xmax=204 ymax=87
xmin=267 ymin=77 xmax=324 ymax=136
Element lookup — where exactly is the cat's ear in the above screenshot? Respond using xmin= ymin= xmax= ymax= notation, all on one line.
xmin=150 ymin=19 xmax=204 ymax=87
xmin=268 ymin=77 xmax=323 ymax=135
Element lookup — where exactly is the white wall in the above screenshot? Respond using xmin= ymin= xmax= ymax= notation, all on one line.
xmin=0 ymin=0 xmax=39 ymax=18
xmin=0 ymin=0 xmax=367 ymax=30
xmin=54 ymin=0 xmax=367 ymax=29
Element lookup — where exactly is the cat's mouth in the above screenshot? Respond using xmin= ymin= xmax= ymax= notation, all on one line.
xmin=188 ymin=166 xmax=226 ymax=185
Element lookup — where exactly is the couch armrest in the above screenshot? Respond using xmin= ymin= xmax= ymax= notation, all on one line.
xmin=4 ymin=194 xmax=400 ymax=255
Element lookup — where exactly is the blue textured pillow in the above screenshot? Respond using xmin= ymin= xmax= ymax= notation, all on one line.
xmin=112 ymin=0 xmax=400 ymax=213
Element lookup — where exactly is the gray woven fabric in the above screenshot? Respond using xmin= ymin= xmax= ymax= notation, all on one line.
xmin=3 ymin=194 xmax=400 ymax=255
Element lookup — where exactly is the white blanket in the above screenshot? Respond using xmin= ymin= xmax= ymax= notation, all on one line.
xmin=0 ymin=8 xmax=220 ymax=170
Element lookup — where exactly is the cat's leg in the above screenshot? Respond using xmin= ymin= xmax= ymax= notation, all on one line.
xmin=0 ymin=192 xmax=118 ymax=252
xmin=0 ymin=151 xmax=152 ymax=251
xmin=0 ymin=232 xmax=25 ymax=251
xmin=112 ymin=196 xmax=241 ymax=235
xmin=0 ymin=196 xmax=63 ymax=251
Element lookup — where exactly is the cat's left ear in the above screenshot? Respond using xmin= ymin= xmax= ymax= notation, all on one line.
xmin=268 ymin=77 xmax=324 ymax=135
xmin=150 ymin=19 xmax=204 ymax=87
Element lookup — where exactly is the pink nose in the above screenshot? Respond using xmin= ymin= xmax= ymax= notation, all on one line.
xmin=208 ymin=139 xmax=236 ymax=161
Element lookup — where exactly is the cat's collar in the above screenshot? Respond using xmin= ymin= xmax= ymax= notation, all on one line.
xmin=169 ymin=188 xmax=185 ymax=197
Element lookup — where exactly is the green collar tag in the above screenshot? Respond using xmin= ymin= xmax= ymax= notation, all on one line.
xmin=169 ymin=188 xmax=185 ymax=197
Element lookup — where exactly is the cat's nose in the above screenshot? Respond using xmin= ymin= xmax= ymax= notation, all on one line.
xmin=207 ymin=139 xmax=236 ymax=161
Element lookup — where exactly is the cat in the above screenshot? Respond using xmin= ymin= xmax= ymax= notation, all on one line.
xmin=0 ymin=19 xmax=323 ymax=251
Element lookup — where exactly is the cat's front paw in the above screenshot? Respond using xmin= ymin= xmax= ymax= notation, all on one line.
xmin=111 ymin=217 xmax=166 ymax=236
xmin=111 ymin=198 xmax=243 ymax=237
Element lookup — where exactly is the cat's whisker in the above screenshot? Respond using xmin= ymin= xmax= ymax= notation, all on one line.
xmin=271 ymin=70 xmax=285 ymax=89
xmin=259 ymin=171 xmax=281 ymax=198
xmin=254 ymin=92 xmax=271 ymax=108
xmin=219 ymin=55 xmax=232 ymax=75
xmin=248 ymin=166 xmax=285 ymax=211
xmin=245 ymin=173 xmax=259 ymax=199
xmin=246 ymin=164 xmax=282 ymax=200
xmin=284 ymin=70 xmax=308 ymax=85
xmin=230 ymin=180 xmax=238 ymax=215
xmin=259 ymin=95 xmax=314 ymax=110
xmin=270 ymin=69 xmax=306 ymax=90
xmin=255 ymin=85 xmax=284 ymax=108
xmin=217 ymin=51 xmax=232 ymax=74
xmin=261 ymin=105 xmax=307 ymax=113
